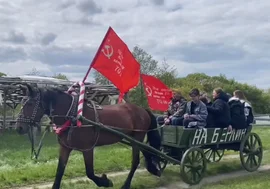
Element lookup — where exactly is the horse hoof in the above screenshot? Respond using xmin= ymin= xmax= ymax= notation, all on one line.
xmin=156 ymin=170 xmax=161 ymax=177
xmin=102 ymin=174 xmax=108 ymax=179
xmin=101 ymin=174 xmax=113 ymax=187
xmin=108 ymin=179 xmax=113 ymax=187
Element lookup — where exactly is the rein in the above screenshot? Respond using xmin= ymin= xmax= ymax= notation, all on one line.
xmin=28 ymin=125 xmax=50 ymax=159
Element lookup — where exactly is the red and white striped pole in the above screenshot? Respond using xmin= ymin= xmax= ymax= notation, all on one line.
xmin=76 ymin=81 xmax=85 ymax=126
xmin=66 ymin=66 xmax=93 ymax=127
xmin=67 ymin=81 xmax=86 ymax=127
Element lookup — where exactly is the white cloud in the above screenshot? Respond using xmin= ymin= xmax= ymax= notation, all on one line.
xmin=0 ymin=0 xmax=269 ymax=89
xmin=0 ymin=60 xmax=51 ymax=76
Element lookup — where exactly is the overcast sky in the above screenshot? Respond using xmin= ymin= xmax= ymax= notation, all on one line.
xmin=0 ymin=0 xmax=269 ymax=89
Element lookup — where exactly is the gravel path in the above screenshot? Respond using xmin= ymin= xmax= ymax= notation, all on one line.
xmin=14 ymin=169 xmax=146 ymax=189
xmin=12 ymin=151 xmax=269 ymax=189
xmin=155 ymin=165 xmax=270 ymax=189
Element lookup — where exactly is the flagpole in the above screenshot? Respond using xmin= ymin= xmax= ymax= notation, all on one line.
xmin=140 ymin=73 xmax=144 ymax=108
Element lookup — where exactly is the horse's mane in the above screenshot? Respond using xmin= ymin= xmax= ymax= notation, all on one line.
xmin=36 ymin=86 xmax=70 ymax=104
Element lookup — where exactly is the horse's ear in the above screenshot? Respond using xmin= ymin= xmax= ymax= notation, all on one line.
xmin=26 ymin=83 xmax=35 ymax=97
xmin=20 ymin=83 xmax=35 ymax=97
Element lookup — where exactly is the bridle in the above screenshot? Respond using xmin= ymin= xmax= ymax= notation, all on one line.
xmin=17 ymin=88 xmax=78 ymax=128
xmin=16 ymin=87 xmax=84 ymax=158
xmin=17 ymin=90 xmax=49 ymax=127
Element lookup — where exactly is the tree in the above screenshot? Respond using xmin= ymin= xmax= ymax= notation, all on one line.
xmin=174 ymin=73 xmax=270 ymax=113
xmin=53 ymin=73 xmax=69 ymax=80
xmin=132 ymin=46 xmax=159 ymax=75
xmin=28 ymin=67 xmax=41 ymax=76
xmin=93 ymin=70 xmax=111 ymax=85
xmin=155 ymin=58 xmax=178 ymax=88
xmin=0 ymin=72 xmax=6 ymax=77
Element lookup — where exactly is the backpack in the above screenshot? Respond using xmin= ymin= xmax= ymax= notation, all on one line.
xmin=243 ymin=102 xmax=254 ymax=125
xmin=228 ymin=99 xmax=246 ymax=129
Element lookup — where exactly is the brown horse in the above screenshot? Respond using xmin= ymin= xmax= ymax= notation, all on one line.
xmin=15 ymin=84 xmax=162 ymax=189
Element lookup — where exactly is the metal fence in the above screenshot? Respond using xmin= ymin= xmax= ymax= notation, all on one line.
xmin=253 ymin=114 xmax=270 ymax=126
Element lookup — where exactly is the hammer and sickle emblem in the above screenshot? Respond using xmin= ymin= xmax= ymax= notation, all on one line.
xmin=145 ymin=84 xmax=152 ymax=97
xmin=102 ymin=44 xmax=114 ymax=59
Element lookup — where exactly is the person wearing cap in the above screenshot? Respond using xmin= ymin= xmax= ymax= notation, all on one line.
xmin=183 ymin=88 xmax=208 ymax=128
xmin=157 ymin=90 xmax=187 ymax=126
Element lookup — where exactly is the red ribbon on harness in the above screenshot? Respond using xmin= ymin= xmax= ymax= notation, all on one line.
xmin=53 ymin=120 xmax=71 ymax=135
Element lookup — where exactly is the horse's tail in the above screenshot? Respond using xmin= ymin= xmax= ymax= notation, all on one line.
xmin=143 ymin=109 xmax=161 ymax=177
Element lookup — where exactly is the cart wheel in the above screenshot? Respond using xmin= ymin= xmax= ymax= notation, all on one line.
xmin=204 ymin=149 xmax=224 ymax=163
xmin=180 ymin=147 xmax=207 ymax=185
xmin=240 ymin=132 xmax=263 ymax=172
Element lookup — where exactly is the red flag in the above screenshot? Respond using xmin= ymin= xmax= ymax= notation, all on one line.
xmin=141 ymin=74 xmax=173 ymax=111
xmin=90 ymin=27 xmax=140 ymax=99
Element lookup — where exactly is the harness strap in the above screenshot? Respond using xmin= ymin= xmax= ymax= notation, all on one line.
xmin=54 ymin=94 xmax=78 ymax=135
xmin=90 ymin=100 xmax=100 ymax=123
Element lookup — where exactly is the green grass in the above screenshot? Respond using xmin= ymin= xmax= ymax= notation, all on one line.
xmin=202 ymin=170 xmax=270 ymax=189
xmin=41 ymin=153 xmax=270 ymax=189
xmin=0 ymin=126 xmax=269 ymax=188
xmin=0 ymin=130 xmax=133 ymax=188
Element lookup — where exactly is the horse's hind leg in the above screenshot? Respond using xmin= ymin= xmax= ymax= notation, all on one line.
xmin=83 ymin=149 xmax=113 ymax=187
xmin=121 ymin=143 xmax=141 ymax=189
xmin=52 ymin=145 xmax=72 ymax=189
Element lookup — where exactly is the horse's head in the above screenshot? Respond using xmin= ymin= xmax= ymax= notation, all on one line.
xmin=16 ymin=84 xmax=47 ymax=135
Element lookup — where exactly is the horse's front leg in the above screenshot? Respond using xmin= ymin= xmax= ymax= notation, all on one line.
xmin=121 ymin=145 xmax=140 ymax=189
xmin=83 ymin=150 xmax=113 ymax=187
xmin=52 ymin=144 xmax=72 ymax=189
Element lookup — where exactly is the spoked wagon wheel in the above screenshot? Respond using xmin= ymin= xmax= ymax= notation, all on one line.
xmin=204 ymin=149 xmax=224 ymax=163
xmin=240 ymin=133 xmax=263 ymax=172
xmin=180 ymin=147 xmax=207 ymax=185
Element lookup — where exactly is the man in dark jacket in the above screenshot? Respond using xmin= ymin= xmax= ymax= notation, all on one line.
xmin=207 ymin=88 xmax=231 ymax=128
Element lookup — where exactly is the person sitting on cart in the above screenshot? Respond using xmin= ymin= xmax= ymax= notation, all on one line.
xmin=200 ymin=92 xmax=213 ymax=106
xmin=157 ymin=90 xmax=187 ymax=126
xmin=206 ymin=88 xmax=231 ymax=128
xmin=183 ymin=88 xmax=208 ymax=128
xmin=200 ymin=95 xmax=215 ymax=128
xmin=229 ymin=90 xmax=254 ymax=129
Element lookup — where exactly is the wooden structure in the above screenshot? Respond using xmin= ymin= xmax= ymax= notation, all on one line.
xmin=0 ymin=75 xmax=120 ymax=129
